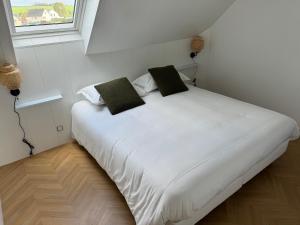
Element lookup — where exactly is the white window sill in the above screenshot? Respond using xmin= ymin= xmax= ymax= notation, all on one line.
xmin=12 ymin=31 xmax=83 ymax=48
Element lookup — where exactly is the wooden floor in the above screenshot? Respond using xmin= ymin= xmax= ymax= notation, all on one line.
xmin=0 ymin=139 xmax=299 ymax=225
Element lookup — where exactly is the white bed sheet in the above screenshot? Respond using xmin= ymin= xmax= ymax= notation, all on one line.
xmin=71 ymin=86 xmax=299 ymax=225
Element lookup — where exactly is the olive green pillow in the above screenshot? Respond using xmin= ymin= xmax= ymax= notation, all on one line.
xmin=148 ymin=65 xmax=188 ymax=97
xmin=95 ymin=77 xmax=145 ymax=115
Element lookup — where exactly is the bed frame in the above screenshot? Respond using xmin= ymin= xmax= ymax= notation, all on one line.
xmin=168 ymin=140 xmax=290 ymax=225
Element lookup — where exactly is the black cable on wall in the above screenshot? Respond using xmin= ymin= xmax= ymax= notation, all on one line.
xmin=13 ymin=97 xmax=34 ymax=156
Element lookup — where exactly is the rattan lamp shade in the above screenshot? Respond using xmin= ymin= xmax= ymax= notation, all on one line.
xmin=0 ymin=64 xmax=21 ymax=96
xmin=191 ymin=36 xmax=204 ymax=53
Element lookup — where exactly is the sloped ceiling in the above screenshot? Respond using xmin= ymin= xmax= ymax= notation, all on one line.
xmin=85 ymin=0 xmax=236 ymax=54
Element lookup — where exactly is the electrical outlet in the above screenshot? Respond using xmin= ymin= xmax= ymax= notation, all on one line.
xmin=56 ymin=125 xmax=64 ymax=132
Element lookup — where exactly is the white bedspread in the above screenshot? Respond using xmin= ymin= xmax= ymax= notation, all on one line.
xmin=72 ymin=86 xmax=299 ymax=225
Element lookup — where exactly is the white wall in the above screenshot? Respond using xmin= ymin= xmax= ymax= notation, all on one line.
xmin=0 ymin=38 xmax=196 ymax=166
xmin=81 ymin=0 xmax=100 ymax=52
xmin=0 ymin=0 xmax=25 ymax=166
xmin=205 ymin=0 xmax=300 ymax=124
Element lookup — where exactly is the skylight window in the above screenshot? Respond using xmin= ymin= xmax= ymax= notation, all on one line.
xmin=4 ymin=0 xmax=85 ymax=35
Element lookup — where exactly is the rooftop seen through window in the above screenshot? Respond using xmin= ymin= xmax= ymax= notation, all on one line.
xmin=9 ymin=0 xmax=77 ymax=27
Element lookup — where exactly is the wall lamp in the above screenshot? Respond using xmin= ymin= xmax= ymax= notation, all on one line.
xmin=190 ymin=36 xmax=204 ymax=58
xmin=0 ymin=63 xmax=21 ymax=96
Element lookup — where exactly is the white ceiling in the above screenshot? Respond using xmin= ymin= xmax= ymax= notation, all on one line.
xmin=85 ymin=0 xmax=236 ymax=54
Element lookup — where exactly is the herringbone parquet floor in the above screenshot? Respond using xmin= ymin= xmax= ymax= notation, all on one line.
xmin=0 ymin=139 xmax=299 ymax=225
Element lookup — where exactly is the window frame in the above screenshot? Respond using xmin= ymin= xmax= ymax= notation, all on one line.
xmin=3 ymin=0 xmax=86 ymax=36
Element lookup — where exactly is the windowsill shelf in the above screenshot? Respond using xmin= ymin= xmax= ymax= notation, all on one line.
xmin=13 ymin=31 xmax=83 ymax=48
xmin=16 ymin=94 xmax=63 ymax=110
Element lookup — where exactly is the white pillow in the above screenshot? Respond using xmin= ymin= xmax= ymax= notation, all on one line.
xmin=132 ymin=72 xmax=190 ymax=93
xmin=77 ymin=82 xmax=147 ymax=106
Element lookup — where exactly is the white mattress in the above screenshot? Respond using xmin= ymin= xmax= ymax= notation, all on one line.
xmin=72 ymin=86 xmax=299 ymax=225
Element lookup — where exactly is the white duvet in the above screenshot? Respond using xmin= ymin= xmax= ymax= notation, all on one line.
xmin=72 ymin=86 xmax=299 ymax=225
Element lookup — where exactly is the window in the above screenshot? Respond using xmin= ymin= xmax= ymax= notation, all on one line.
xmin=4 ymin=0 xmax=85 ymax=35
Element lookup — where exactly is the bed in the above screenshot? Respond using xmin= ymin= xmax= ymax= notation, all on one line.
xmin=72 ymin=85 xmax=299 ymax=225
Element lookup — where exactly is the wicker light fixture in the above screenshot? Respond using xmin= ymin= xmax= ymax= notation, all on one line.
xmin=0 ymin=63 xmax=21 ymax=96
xmin=190 ymin=36 xmax=204 ymax=58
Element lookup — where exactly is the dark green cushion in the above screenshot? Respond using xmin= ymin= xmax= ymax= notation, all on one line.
xmin=148 ymin=65 xmax=188 ymax=97
xmin=95 ymin=77 xmax=145 ymax=115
